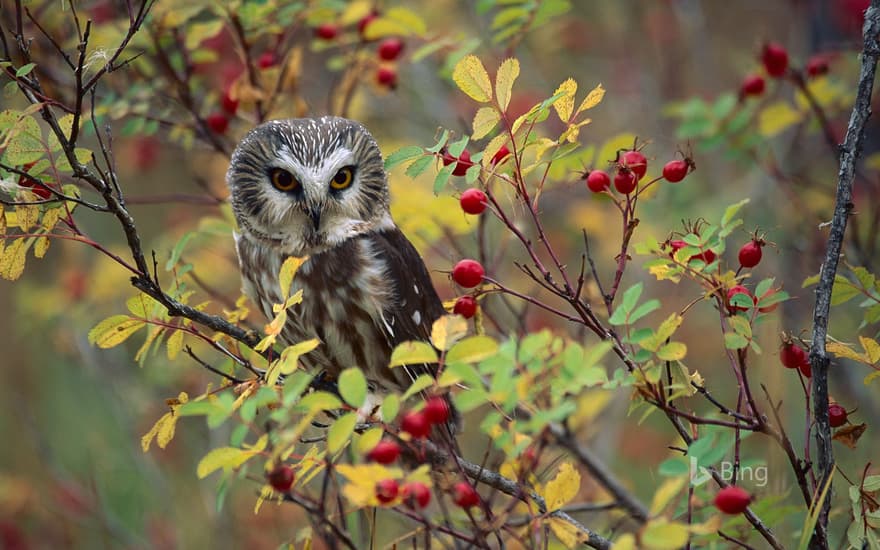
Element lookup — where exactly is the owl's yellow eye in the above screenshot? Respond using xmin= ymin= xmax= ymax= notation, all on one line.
xmin=270 ymin=168 xmax=299 ymax=192
xmin=330 ymin=166 xmax=354 ymax=190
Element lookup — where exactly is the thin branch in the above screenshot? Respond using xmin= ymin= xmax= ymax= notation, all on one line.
xmin=808 ymin=2 xmax=880 ymax=547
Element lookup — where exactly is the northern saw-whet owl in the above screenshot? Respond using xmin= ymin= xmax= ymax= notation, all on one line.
xmin=227 ymin=116 xmax=453 ymax=426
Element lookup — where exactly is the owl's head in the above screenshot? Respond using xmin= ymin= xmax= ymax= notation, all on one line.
xmin=226 ymin=116 xmax=393 ymax=255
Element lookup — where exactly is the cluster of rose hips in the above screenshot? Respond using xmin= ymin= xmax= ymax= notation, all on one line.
xmin=314 ymin=10 xmax=404 ymax=89
xmin=740 ymin=42 xmax=831 ymax=99
xmin=366 ymin=397 xmax=479 ymax=509
xmin=585 ymin=148 xmax=694 ymax=195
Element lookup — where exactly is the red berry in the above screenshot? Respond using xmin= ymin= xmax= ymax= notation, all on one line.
xmin=18 ymin=168 xmax=53 ymax=199
xmin=762 ymin=43 xmax=789 ymax=77
xmin=378 ymin=37 xmax=404 ymax=61
xmin=452 ymin=150 xmax=473 ymax=177
xmin=693 ymin=249 xmax=716 ymax=264
xmin=621 ymin=150 xmax=647 ymax=180
xmin=257 ymin=51 xmax=278 ymax=69
xmin=460 ymin=188 xmax=487 ymax=215
xmin=780 ymin=341 xmax=808 ymax=369
xmin=491 ymin=145 xmax=510 ymax=165
xmin=367 ymin=440 xmax=400 ymax=464
xmin=798 ymin=361 xmax=812 ymax=378
xmin=662 ymin=159 xmax=689 ymax=183
xmin=714 ymin=486 xmax=751 ymax=514
xmin=315 ymin=22 xmax=338 ymax=40
xmin=401 ymin=482 xmax=431 ymax=509
xmin=806 ymin=55 xmax=830 ymax=78
xmin=358 ymin=11 xmax=379 ymax=37
xmin=453 ymin=295 xmax=478 ymax=319
xmin=220 ymin=90 xmax=239 ymax=115
xmin=669 ymin=239 xmax=687 ymax=254
xmin=453 ymin=481 xmax=480 ymax=508
xmin=375 ymin=478 xmax=399 ymax=504
xmin=267 ymin=465 xmax=295 ymax=492
xmin=614 ymin=169 xmax=638 ymax=194
xmin=828 ymin=403 xmax=848 ymax=427
xmin=401 ymin=411 xmax=431 ymax=438
xmin=519 ymin=446 xmax=538 ymax=472
xmin=376 ymin=66 xmax=397 ymax=89
xmin=586 ymin=170 xmax=611 ymax=192
xmin=452 ymin=259 xmax=485 ymax=288
xmin=727 ymin=285 xmax=754 ymax=312
xmin=738 ymin=240 xmax=764 ymax=268
xmin=423 ymin=397 xmax=450 ymax=425
xmin=740 ymin=74 xmax=766 ymax=97
xmin=205 ymin=112 xmax=229 ymax=134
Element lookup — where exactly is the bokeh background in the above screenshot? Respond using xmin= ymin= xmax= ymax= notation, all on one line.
xmin=1 ymin=0 xmax=877 ymax=548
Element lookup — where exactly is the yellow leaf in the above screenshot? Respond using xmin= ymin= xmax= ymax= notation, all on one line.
xmin=495 ymin=57 xmax=520 ymax=112
xmin=141 ymin=412 xmax=177 ymax=452
xmin=543 ymin=462 xmax=580 ymax=511
xmin=126 ymin=293 xmax=160 ymax=318
xmin=657 ymin=341 xmax=687 ymax=361
xmin=430 ymin=315 xmax=468 ymax=351
xmin=33 ymin=236 xmax=49 ymax=259
xmin=548 ymin=517 xmax=586 ymax=548
xmin=759 ymin=101 xmax=804 ymax=137
xmin=327 ymin=412 xmax=358 ymax=454
xmin=445 ymin=335 xmax=498 ymax=364
xmin=390 ymin=340 xmax=438 ymax=367
xmin=472 ymin=107 xmax=500 ymax=140
xmin=336 ymin=463 xmax=404 ymax=507
xmin=649 ymin=476 xmax=687 ymax=516
xmin=196 ymin=447 xmax=258 ymax=479
xmin=481 ymin=133 xmax=509 ymax=168
xmin=88 ymin=315 xmax=146 ymax=349
xmin=613 ymin=534 xmax=637 ymax=550
xmin=166 ymin=329 xmax=184 ymax=360
xmin=865 ymin=370 xmax=880 ymax=385
xmin=552 ymin=78 xmax=577 ymax=123
xmin=363 ymin=7 xmax=427 ymax=39
xmin=641 ymin=519 xmax=691 ymax=550
xmin=597 ymin=132 xmax=637 ymax=167
xmin=16 ymin=205 xmax=38 ymax=231
xmin=576 ymin=84 xmax=605 ymax=115
xmin=866 ymin=152 xmax=880 ymax=171
xmin=452 ymin=55 xmax=493 ymax=103
xmin=860 ymin=336 xmax=880 ymax=364
xmin=0 ymin=238 xmax=27 ymax=281
xmin=355 ymin=427 xmax=384 ymax=455
xmin=827 ymin=341 xmax=865 ymax=363
xmin=641 ymin=314 xmax=684 ymax=352
xmin=339 ymin=0 xmax=371 ymax=25
xmin=279 ymin=256 xmax=308 ymax=300
xmin=272 ymin=339 xmax=320 ymax=382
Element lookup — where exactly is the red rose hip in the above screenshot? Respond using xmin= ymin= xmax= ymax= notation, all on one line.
xmin=586 ymin=169 xmax=610 ymax=192
xmin=315 ymin=23 xmax=339 ymax=40
xmin=491 ymin=145 xmax=511 ymax=165
xmin=662 ymin=159 xmax=689 ymax=183
xmin=738 ymin=239 xmax=764 ymax=268
xmin=727 ymin=285 xmax=754 ymax=312
xmin=740 ymin=74 xmax=766 ymax=97
xmin=452 ymin=150 xmax=473 ymax=177
xmin=614 ymin=169 xmax=638 ymax=194
xmin=453 ymin=295 xmax=478 ymax=318
xmin=423 ymin=397 xmax=450 ymax=425
xmin=460 ymin=188 xmax=487 ymax=214
xmin=378 ymin=37 xmax=404 ymax=61
xmin=401 ymin=411 xmax=430 ymax=438
xmin=714 ymin=486 xmax=751 ymax=514
xmin=762 ymin=42 xmax=789 ymax=77
xmin=780 ymin=341 xmax=807 ymax=369
xmin=375 ymin=478 xmax=399 ymax=504
xmin=621 ymin=150 xmax=647 ymax=180
xmin=206 ymin=112 xmax=229 ymax=134
xmin=367 ymin=440 xmax=401 ymax=464
xmin=402 ymin=481 xmax=431 ymax=508
xmin=376 ymin=66 xmax=397 ymax=89
xmin=452 ymin=259 xmax=484 ymax=288
xmin=828 ymin=403 xmax=848 ymax=427
xmin=267 ymin=465 xmax=295 ymax=492
xmin=453 ymin=481 xmax=480 ymax=508
xmin=257 ymin=51 xmax=278 ymax=69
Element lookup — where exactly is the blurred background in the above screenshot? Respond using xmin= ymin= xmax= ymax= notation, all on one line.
xmin=1 ymin=0 xmax=877 ymax=548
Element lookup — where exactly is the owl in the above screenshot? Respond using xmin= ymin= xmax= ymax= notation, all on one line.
xmin=226 ymin=116 xmax=450 ymax=416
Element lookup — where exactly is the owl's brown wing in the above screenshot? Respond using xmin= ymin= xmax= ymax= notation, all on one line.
xmin=367 ymin=227 xmax=447 ymax=349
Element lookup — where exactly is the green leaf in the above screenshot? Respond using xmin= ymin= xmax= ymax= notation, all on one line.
xmin=355 ymin=427 xmax=384 ymax=455
xmin=721 ymin=199 xmax=749 ymax=227
xmin=327 ymin=412 xmax=357 ymax=454
xmin=724 ymin=333 xmax=749 ymax=350
xmin=658 ymin=457 xmax=689 ymax=477
xmin=401 ymin=374 xmax=435 ymax=401
xmin=380 ymin=393 xmax=400 ymax=422
xmin=433 ymin=163 xmax=455 ymax=194
xmin=454 ymin=388 xmax=488 ymax=412
xmin=629 ymin=299 xmax=660 ymax=324
xmin=831 ymin=276 xmax=861 ymax=305
xmin=384 ymin=146 xmax=424 ymax=170
xmin=390 ymin=341 xmax=438 ymax=368
xmin=338 ymin=367 xmax=368 ymax=408
xmin=296 ymin=391 xmax=342 ymax=413
xmin=405 ymin=155 xmax=433 ymax=178
xmin=425 ymin=129 xmax=449 ymax=153
xmin=657 ymin=342 xmax=687 ymax=361
xmin=446 ymin=336 xmax=498 ymax=364
xmin=15 ymin=63 xmax=36 ymax=77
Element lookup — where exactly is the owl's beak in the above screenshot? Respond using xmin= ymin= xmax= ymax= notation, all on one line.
xmin=307 ymin=206 xmax=321 ymax=230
